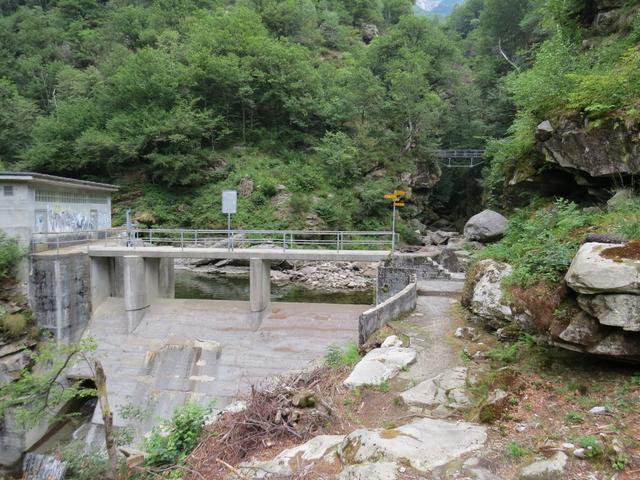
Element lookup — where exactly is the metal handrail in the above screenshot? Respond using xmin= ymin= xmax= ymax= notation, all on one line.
xmin=31 ymin=228 xmax=398 ymax=254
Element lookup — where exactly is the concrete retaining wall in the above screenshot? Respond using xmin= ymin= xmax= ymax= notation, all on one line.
xmin=29 ymin=252 xmax=92 ymax=343
xmin=359 ymin=282 xmax=417 ymax=345
xmin=377 ymin=254 xmax=450 ymax=303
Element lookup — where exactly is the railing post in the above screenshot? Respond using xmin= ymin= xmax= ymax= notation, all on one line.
xmin=149 ymin=230 xmax=152 ymax=246
xmin=231 ymin=231 xmax=234 ymax=251
xmin=181 ymin=232 xmax=184 ymax=251
xmin=195 ymin=230 xmax=198 ymax=247
xmin=283 ymin=232 xmax=286 ymax=252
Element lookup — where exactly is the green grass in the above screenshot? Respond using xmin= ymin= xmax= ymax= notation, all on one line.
xmin=564 ymin=411 xmax=585 ymax=425
xmin=506 ymin=441 xmax=530 ymax=458
xmin=325 ymin=343 xmax=361 ymax=368
xmin=575 ymin=435 xmax=604 ymax=458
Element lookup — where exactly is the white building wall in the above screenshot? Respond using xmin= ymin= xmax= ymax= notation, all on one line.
xmin=0 ymin=182 xmax=34 ymax=245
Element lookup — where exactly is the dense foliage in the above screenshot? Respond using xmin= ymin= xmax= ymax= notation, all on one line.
xmin=0 ymin=232 xmax=23 ymax=280
xmin=0 ymin=0 xmax=492 ymax=234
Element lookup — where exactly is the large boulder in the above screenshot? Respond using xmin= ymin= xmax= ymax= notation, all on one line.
xmin=578 ymin=294 xmax=640 ymax=331
xmin=565 ymin=243 xmax=640 ymax=294
xmin=463 ymin=210 xmax=507 ymax=242
xmin=338 ymin=418 xmax=487 ymax=472
xmin=464 ymin=260 xmax=532 ymax=329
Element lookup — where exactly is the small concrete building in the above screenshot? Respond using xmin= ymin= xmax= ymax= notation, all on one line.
xmin=0 ymin=172 xmax=118 ymax=245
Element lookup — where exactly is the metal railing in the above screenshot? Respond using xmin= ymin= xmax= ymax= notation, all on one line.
xmin=435 ymin=149 xmax=485 ymax=158
xmin=31 ymin=228 xmax=397 ymax=254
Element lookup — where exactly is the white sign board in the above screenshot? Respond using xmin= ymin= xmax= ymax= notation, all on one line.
xmin=222 ymin=190 xmax=237 ymax=214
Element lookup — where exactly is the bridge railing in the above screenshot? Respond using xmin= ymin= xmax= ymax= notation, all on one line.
xmin=31 ymin=228 xmax=397 ymax=254
xmin=128 ymin=228 xmax=396 ymax=252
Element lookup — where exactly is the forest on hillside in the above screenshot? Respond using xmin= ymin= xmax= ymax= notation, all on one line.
xmin=1 ymin=0 xmax=639 ymax=234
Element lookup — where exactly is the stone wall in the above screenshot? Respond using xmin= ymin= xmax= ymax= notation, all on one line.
xmin=377 ymin=254 xmax=450 ymax=303
xmin=359 ymin=282 xmax=417 ymax=345
xmin=29 ymin=252 xmax=92 ymax=343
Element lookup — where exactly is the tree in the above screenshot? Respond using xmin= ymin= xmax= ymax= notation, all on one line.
xmin=0 ymin=339 xmax=119 ymax=479
xmin=0 ymin=79 xmax=38 ymax=165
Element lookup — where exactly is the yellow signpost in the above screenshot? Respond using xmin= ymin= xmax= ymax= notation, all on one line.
xmin=384 ymin=190 xmax=407 ymax=251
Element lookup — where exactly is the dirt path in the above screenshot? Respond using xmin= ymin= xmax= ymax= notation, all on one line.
xmin=397 ymin=281 xmax=465 ymax=385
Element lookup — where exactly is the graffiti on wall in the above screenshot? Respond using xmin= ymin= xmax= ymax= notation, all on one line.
xmin=45 ymin=204 xmax=109 ymax=232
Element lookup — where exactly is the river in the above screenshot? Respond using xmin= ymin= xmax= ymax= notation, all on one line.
xmin=175 ymin=269 xmax=373 ymax=305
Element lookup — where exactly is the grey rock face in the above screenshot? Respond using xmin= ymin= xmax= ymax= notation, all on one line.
xmin=338 ymin=418 xmax=487 ymax=472
xmin=463 ymin=210 xmax=507 ymax=242
xmin=465 ymin=259 xmax=532 ymax=329
xmin=343 ymin=341 xmax=417 ymax=388
xmin=400 ymin=367 xmax=470 ymax=411
xmin=565 ymin=243 xmax=640 ymax=294
xmin=540 ymin=117 xmax=640 ymax=177
xmin=558 ymin=311 xmax=606 ymax=346
xmin=518 ymin=452 xmax=567 ymax=480
xmin=578 ymin=294 xmax=640 ymax=331
xmin=338 ymin=462 xmax=398 ymax=480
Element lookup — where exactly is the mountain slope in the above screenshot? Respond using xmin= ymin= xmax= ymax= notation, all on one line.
xmin=414 ymin=0 xmax=465 ymax=16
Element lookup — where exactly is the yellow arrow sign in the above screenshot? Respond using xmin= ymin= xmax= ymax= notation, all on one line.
xmin=384 ymin=194 xmax=398 ymax=200
xmin=394 ymin=202 xmax=405 ymax=207
xmin=394 ymin=190 xmax=407 ymax=197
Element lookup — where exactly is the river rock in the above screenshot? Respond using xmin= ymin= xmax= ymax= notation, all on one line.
xmin=578 ymin=294 xmax=640 ymax=331
xmin=338 ymin=418 xmax=487 ymax=472
xmin=400 ymin=367 xmax=470 ymax=411
xmin=463 ymin=210 xmax=507 ymax=242
xmin=565 ymin=242 xmax=640 ymax=294
xmin=338 ymin=462 xmax=398 ymax=480
xmin=343 ymin=344 xmax=417 ymax=387
xmin=558 ymin=311 xmax=606 ymax=346
xmin=518 ymin=452 xmax=567 ymax=480
xmin=240 ymin=435 xmax=344 ymax=478
xmin=465 ymin=259 xmax=532 ymax=329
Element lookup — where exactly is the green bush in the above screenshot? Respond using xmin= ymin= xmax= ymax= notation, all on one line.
xmin=144 ymin=402 xmax=212 ymax=466
xmin=0 ymin=233 xmax=23 ymax=280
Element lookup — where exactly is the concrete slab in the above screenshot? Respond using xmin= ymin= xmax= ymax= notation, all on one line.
xmin=73 ymin=298 xmax=365 ymax=439
xmin=417 ymin=280 xmax=464 ymax=297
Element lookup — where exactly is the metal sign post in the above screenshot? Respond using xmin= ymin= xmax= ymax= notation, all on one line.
xmin=222 ymin=190 xmax=237 ymax=250
xmin=384 ymin=190 xmax=407 ymax=252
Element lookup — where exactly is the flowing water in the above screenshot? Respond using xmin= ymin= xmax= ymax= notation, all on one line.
xmin=175 ymin=269 xmax=374 ymax=305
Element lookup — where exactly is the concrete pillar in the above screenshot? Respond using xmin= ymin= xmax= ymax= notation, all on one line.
xmin=250 ymin=258 xmax=271 ymax=312
xmin=123 ymin=256 xmax=148 ymax=332
xmin=144 ymin=258 xmax=160 ymax=300
xmin=90 ymin=257 xmax=111 ymax=313
xmin=158 ymin=257 xmax=175 ymax=298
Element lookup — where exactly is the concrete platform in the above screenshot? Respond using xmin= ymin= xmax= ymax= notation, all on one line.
xmin=417 ymin=280 xmax=464 ymax=298
xmin=73 ymin=298 xmax=366 ymax=438
xmin=88 ymin=246 xmax=391 ymax=262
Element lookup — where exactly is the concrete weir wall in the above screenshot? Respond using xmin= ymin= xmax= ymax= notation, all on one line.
xmin=359 ymin=282 xmax=417 ymax=345
xmin=29 ymin=252 xmax=175 ymax=343
xmin=29 ymin=252 xmax=92 ymax=343
xmin=377 ymin=254 xmax=450 ymax=303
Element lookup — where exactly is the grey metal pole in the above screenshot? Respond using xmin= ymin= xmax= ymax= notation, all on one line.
xmin=391 ymin=203 xmax=396 ymax=252
xmin=227 ymin=213 xmax=231 ymax=251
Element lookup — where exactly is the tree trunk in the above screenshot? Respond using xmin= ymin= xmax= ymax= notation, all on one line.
xmin=95 ymin=360 xmax=118 ymax=480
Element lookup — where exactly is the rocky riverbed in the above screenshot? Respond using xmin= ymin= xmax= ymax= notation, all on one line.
xmin=175 ymin=259 xmax=378 ymax=292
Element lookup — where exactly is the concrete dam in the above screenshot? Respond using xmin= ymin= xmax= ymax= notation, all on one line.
xmin=3 ymin=229 xmax=450 ymax=465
